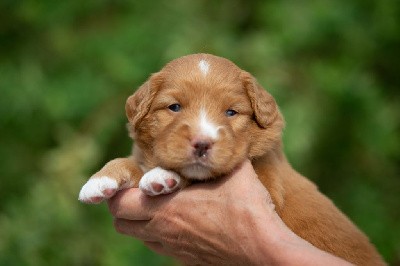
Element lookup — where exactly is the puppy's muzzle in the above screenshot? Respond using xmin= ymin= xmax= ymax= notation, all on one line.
xmin=192 ymin=140 xmax=212 ymax=158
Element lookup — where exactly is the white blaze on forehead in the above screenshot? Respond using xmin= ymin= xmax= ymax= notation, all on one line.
xmin=198 ymin=59 xmax=210 ymax=76
xmin=199 ymin=109 xmax=219 ymax=139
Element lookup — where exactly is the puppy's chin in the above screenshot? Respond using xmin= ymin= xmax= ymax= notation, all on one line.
xmin=179 ymin=164 xmax=214 ymax=180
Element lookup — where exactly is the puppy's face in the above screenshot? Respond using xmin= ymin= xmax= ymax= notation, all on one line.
xmin=126 ymin=54 xmax=284 ymax=180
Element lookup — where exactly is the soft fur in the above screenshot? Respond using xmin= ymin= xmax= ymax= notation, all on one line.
xmin=79 ymin=54 xmax=385 ymax=265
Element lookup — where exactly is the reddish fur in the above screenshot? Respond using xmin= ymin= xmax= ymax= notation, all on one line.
xmin=92 ymin=54 xmax=385 ymax=265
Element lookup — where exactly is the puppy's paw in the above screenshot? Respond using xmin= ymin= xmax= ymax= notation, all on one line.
xmin=79 ymin=176 xmax=133 ymax=204
xmin=139 ymin=167 xmax=182 ymax=196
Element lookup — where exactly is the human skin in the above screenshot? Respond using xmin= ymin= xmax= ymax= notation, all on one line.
xmin=107 ymin=160 xmax=352 ymax=266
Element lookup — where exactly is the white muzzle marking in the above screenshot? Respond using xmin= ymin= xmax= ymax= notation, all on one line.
xmin=199 ymin=109 xmax=220 ymax=140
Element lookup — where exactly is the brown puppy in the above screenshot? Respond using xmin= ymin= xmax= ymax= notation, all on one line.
xmin=79 ymin=54 xmax=385 ymax=265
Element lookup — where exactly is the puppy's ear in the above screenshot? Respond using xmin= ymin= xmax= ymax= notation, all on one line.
xmin=125 ymin=72 xmax=163 ymax=128
xmin=240 ymin=71 xmax=283 ymax=129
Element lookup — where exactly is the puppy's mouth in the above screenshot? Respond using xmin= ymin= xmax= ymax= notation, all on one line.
xmin=180 ymin=160 xmax=214 ymax=180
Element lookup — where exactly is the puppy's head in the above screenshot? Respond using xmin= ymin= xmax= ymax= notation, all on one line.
xmin=126 ymin=54 xmax=284 ymax=180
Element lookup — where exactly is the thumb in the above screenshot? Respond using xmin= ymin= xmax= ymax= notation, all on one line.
xmin=222 ymin=160 xmax=273 ymax=202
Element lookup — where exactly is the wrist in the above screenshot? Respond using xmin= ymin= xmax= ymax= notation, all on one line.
xmin=255 ymin=216 xmax=297 ymax=265
xmin=240 ymin=205 xmax=292 ymax=265
xmin=247 ymin=208 xmax=319 ymax=265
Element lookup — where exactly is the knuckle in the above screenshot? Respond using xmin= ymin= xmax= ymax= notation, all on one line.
xmin=108 ymin=199 xmax=121 ymax=217
xmin=113 ymin=218 xmax=125 ymax=234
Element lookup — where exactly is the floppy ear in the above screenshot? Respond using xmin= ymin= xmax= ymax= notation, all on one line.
xmin=125 ymin=72 xmax=163 ymax=128
xmin=240 ymin=71 xmax=283 ymax=129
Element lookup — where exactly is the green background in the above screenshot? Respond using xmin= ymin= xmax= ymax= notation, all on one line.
xmin=1 ymin=0 xmax=399 ymax=265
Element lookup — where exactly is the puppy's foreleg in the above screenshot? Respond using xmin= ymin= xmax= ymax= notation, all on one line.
xmin=139 ymin=167 xmax=188 ymax=196
xmin=79 ymin=157 xmax=142 ymax=204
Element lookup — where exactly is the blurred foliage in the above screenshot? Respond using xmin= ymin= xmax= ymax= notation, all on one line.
xmin=0 ymin=0 xmax=399 ymax=265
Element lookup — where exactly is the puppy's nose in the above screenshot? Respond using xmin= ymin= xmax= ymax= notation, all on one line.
xmin=192 ymin=140 xmax=212 ymax=158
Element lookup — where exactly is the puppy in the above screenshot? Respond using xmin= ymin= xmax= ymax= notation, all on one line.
xmin=79 ymin=54 xmax=385 ymax=265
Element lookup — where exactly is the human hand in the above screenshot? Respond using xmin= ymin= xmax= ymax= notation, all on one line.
xmin=107 ymin=160 xmax=352 ymax=265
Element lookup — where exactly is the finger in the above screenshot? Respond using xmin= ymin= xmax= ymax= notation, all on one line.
xmin=108 ymin=187 xmax=176 ymax=220
xmin=203 ymin=159 xmax=272 ymax=202
xmin=236 ymin=160 xmax=273 ymax=202
xmin=230 ymin=159 xmax=258 ymax=180
xmin=108 ymin=188 xmax=168 ymax=220
xmin=113 ymin=218 xmax=156 ymax=242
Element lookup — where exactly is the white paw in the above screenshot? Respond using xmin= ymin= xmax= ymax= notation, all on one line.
xmin=139 ymin=167 xmax=182 ymax=196
xmin=78 ymin=176 xmax=132 ymax=204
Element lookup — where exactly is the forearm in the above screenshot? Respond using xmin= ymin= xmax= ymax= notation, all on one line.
xmin=256 ymin=223 xmax=353 ymax=266
xmin=272 ymin=241 xmax=352 ymax=266
xmin=240 ymin=206 xmax=352 ymax=266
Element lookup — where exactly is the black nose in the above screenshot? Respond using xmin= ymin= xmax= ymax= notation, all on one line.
xmin=193 ymin=141 xmax=212 ymax=158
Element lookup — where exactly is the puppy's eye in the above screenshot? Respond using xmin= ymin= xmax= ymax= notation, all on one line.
xmin=168 ymin=103 xmax=181 ymax=112
xmin=225 ymin=109 xmax=238 ymax=117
